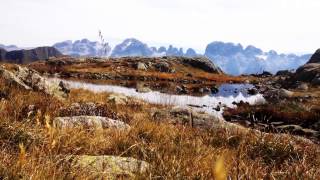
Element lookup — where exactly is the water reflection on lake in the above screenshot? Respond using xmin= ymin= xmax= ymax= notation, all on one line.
xmin=49 ymin=78 xmax=265 ymax=119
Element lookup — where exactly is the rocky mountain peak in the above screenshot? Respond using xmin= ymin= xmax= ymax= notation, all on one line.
xmin=307 ymin=49 xmax=320 ymax=64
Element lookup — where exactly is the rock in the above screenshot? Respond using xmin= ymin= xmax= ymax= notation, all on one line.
xmin=108 ymin=94 xmax=128 ymax=105
xmin=136 ymin=62 xmax=148 ymax=71
xmin=53 ymin=116 xmax=130 ymax=130
xmin=307 ymin=49 xmax=320 ymax=64
xmin=151 ymin=107 xmax=231 ymax=129
xmin=176 ymin=85 xmax=188 ymax=94
xmin=311 ymin=77 xmax=320 ymax=85
xmin=296 ymin=83 xmax=309 ymax=91
xmin=276 ymin=70 xmax=293 ymax=76
xmin=294 ymin=63 xmax=320 ymax=84
xmin=276 ymin=125 xmax=319 ymax=137
xmin=251 ymin=71 xmax=273 ymax=77
xmin=247 ymin=88 xmax=258 ymax=95
xmin=279 ymin=89 xmax=294 ymax=98
xmin=198 ymin=87 xmax=210 ymax=94
xmin=0 ymin=66 xmax=31 ymax=90
xmin=210 ymin=86 xmax=219 ymax=94
xmin=66 ymin=155 xmax=149 ymax=178
xmin=0 ymin=65 xmax=69 ymax=99
xmin=263 ymin=88 xmax=294 ymax=99
xmin=178 ymin=56 xmax=223 ymax=74
xmin=154 ymin=61 xmax=175 ymax=73
xmin=136 ymin=83 xmax=152 ymax=93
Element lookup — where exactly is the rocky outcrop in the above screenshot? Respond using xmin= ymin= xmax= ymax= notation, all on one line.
xmin=294 ymin=63 xmax=320 ymax=85
xmin=0 ymin=47 xmax=63 ymax=64
xmin=292 ymin=49 xmax=320 ymax=85
xmin=0 ymin=65 xmax=69 ymax=99
xmin=53 ymin=116 xmax=130 ymax=130
xmin=307 ymin=49 xmax=320 ymax=64
xmin=176 ymin=56 xmax=223 ymax=74
xmin=65 ymin=155 xmax=149 ymax=178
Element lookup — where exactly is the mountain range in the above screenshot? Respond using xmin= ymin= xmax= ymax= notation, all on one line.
xmin=1 ymin=38 xmax=311 ymax=75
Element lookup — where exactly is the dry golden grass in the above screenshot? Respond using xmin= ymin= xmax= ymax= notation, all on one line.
xmin=0 ymin=77 xmax=320 ymax=179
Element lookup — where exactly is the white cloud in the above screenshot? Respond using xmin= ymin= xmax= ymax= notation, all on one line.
xmin=0 ymin=0 xmax=319 ymax=53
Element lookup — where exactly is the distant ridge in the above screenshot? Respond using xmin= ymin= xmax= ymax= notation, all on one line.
xmin=0 ymin=47 xmax=63 ymax=64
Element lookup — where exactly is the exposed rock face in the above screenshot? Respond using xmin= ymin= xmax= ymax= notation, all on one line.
xmin=0 ymin=65 xmax=69 ymax=99
xmin=174 ymin=56 xmax=223 ymax=74
xmin=53 ymin=116 xmax=130 ymax=130
xmin=293 ymin=49 xmax=320 ymax=85
xmin=0 ymin=47 xmax=63 ymax=64
xmin=294 ymin=63 xmax=320 ymax=85
xmin=307 ymin=49 xmax=320 ymax=64
xmin=66 ymin=155 xmax=149 ymax=178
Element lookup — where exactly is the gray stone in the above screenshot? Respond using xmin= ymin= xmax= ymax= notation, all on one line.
xmin=53 ymin=116 xmax=130 ymax=130
xmin=0 ymin=65 xmax=69 ymax=99
xmin=136 ymin=62 xmax=148 ymax=71
xmin=107 ymin=94 xmax=128 ymax=105
xmin=66 ymin=155 xmax=149 ymax=178
xmin=155 ymin=62 xmax=172 ymax=73
xmin=136 ymin=83 xmax=152 ymax=93
xmin=279 ymin=89 xmax=294 ymax=98
xmin=151 ymin=107 xmax=232 ymax=130
xmin=297 ymin=83 xmax=309 ymax=91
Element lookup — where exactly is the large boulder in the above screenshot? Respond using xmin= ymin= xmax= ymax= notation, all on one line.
xmin=66 ymin=155 xmax=149 ymax=178
xmin=176 ymin=56 xmax=223 ymax=74
xmin=0 ymin=65 xmax=69 ymax=99
xmin=53 ymin=116 xmax=130 ymax=130
xmin=294 ymin=63 xmax=320 ymax=85
xmin=151 ymin=107 xmax=237 ymax=130
xmin=293 ymin=49 xmax=320 ymax=85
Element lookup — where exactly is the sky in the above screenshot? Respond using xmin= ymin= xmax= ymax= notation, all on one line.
xmin=0 ymin=0 xmax=319 ymax=54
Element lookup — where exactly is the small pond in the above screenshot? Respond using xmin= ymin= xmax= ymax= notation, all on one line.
xmin=48 ymin=78 xmax=265 ymax=119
